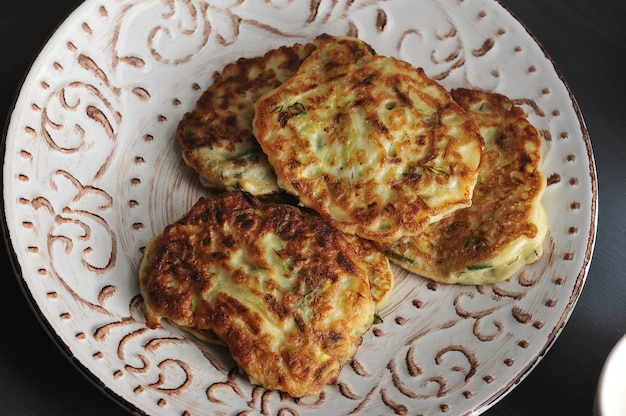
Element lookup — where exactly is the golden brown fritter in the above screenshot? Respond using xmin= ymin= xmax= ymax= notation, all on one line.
xmin=343 ymin=233 xmax=394 ymax=308
xmin=253 ymin=34 xmax=484 ymax=242
xmin=382 ymin=88 xmax=547 ymax=284
xmin=139 ymin=191 xmax=377 ymax=397
xmin=176 ymin=42 xmax=317 ymax=194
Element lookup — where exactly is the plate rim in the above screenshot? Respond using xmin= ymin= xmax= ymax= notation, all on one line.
xmin=1 ymin=0 xmax=599 ymax=414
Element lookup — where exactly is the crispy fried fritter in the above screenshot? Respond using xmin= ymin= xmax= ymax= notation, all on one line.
xmin=177 ymin=42 xmax=317 ymax=194
xmin=253 ymin=34 xmax=484 ymax=242
xmin=139 ymin=191 xmax=376 ymax=397
xmin=382 ymin=88 xmax=547 ymax=284
xmin=343 ymin=233 xmax=394 ymax=308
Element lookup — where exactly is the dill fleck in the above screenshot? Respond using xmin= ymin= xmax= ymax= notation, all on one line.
xmin=276 ymin=102 xmax=306 ymax=127
xmin=288 ymin=102 xmax=306 ymax=115
xmin=467 ymin=263 xmax=492 ymax=270
xmin=384 ymin=250 xmax=416 ymax=265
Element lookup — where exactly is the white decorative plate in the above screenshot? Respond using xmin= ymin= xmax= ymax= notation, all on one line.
xmin=3 ymin=0 xmax=597 ymax=415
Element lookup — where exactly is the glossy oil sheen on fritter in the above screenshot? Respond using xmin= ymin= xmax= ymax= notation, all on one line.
xmin=253 ymin=35 xmax=484 ymax=242
xmin=382 ymin=88 xmax=548 ymax=284
xmin=139 ymin=191 xmax=377 ymax=397
xmin=176 ymin=42 xmax=317 ymax=194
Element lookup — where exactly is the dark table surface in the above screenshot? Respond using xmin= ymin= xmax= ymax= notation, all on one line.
xmin=1 ymin=1 xmax=624 ymax=415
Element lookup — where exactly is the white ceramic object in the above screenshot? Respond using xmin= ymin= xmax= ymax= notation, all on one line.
xmin=3 ymin=0 xmax=597 ymax=415
xmin=595 ymin=334 xmax=626 ymax=416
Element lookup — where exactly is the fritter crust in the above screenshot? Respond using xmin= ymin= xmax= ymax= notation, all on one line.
xmin=382 ymin=88 xmax=547 ymax=284
xmin=343 ymin=233 xmax=394 ymax=308
xmin=253 ymin=34 xmax=483 ymax=242
xmin=139 ymin=191 xmax=376 ymax=397
xmin=176 ymin=42 xmax=317 ymax=194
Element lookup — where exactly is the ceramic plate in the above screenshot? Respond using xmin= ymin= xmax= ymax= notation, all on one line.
xmin=3 ymin=0 xmax=597 ymax=414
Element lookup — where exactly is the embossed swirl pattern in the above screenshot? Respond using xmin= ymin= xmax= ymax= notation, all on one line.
xmin=5 ymin=0 xmax=593 ymax=415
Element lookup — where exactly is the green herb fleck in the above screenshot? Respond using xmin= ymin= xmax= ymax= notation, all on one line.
xmin=288 ymin=102 xmax=306 ymax=115
xmin=384 ymin=250 xmax=416 ymax=265
xmin=467 ymin=263 xmax=492 ymax=271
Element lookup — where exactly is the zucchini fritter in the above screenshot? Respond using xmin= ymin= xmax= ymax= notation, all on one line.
xmin=176 ymin=42 xmax=317 ymax=194
xmin=253 ymin=34 xmax=484 ymax=242
xmin=343 ymin=233 xmax=394 ymax=308
xmin=382 ymin=89 xmax=547 ymax=284
xmin=139 ymin=191 xmax=377 ymax=397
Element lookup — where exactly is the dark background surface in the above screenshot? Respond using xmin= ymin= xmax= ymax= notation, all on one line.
xmin=1 ymin=1 xmax=624 ymax=415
